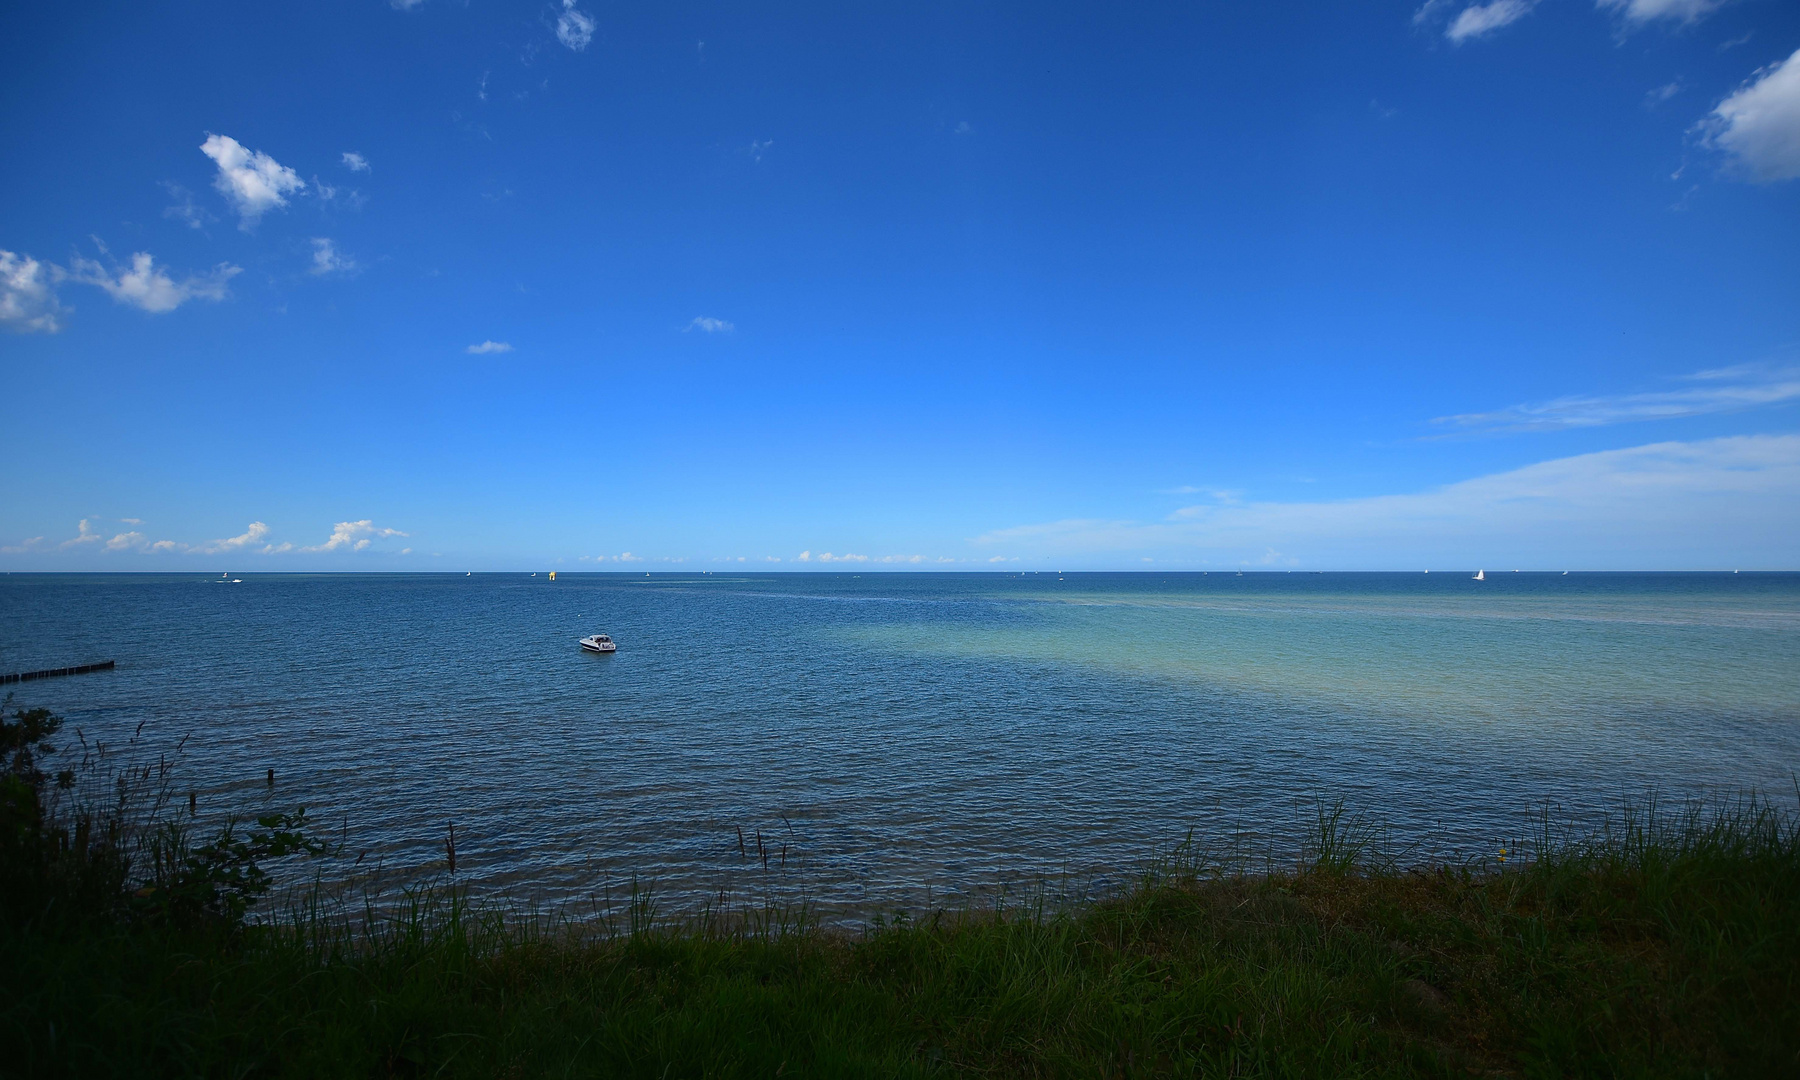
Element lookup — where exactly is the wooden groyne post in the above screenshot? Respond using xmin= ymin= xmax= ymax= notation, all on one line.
xmin=0 ymin=660 xmax=116 ymax=686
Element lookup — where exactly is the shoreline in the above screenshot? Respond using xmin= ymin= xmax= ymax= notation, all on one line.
xmin=6 ymin=723 xmax=1796 ymax=1077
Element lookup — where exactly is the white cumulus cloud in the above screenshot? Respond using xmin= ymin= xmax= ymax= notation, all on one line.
xmin=66 ymin=252 xmax=240 ymax=314
xmin=0 ymin=250 xmax=67 ymax=333
xmin=1704 ymin=48 xmax=1800 ymax=183
xmin=200 ymin=134 xmax=305 ymax=228
xmin=304 ymin=520 xmax=409 ymax=553
xmin=467 ymin=340 xmax=514 ymax=354
xmin=556 ymin=0 xmax=595 ymax=50
xmin=59 ymin=519 xmax=103 ymax=548
xmin=685 ymin=316 xmax=734 ymax=333
xmin=193 ymin=522 xmax=272 ymax=555
xmin=342 ymin=151 xmax=371 ymax=172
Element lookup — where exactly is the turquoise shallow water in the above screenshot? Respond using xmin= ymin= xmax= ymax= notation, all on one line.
xmin=2 ymin=571 xmax=1796 ymax=915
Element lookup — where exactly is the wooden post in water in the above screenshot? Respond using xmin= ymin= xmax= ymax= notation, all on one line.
xmin=0 ymin=659 xmax=116 ymax=685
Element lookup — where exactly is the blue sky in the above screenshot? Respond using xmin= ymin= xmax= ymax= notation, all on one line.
xmin=2 ymin=0 xmax=1797 ymax=570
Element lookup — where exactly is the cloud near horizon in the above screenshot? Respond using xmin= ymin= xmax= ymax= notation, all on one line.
xmin=1433 ymin=364 xmax=1800 ymax=433
xmin=973 ymin=435 xmax=1800 ymax=568
xmin=2 ymin=519 xmax=415 ymax=560
xmin=193 ymin=521 xmax=273 ymax=555
xmin=304 ymin=520 xmax=409 ymax=552
xmin=59 ymin=519 xmax=103 ymax=548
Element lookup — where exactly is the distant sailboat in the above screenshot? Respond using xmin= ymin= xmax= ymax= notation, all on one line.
xmin=1473 ymin=569 xmax=1486 ymax=581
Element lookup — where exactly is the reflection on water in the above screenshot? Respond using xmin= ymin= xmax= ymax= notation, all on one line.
xmin=2 ymin=571 xmax=1796 ymax=917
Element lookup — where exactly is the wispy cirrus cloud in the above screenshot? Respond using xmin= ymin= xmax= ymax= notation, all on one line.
xmin=308 ymin=238 xmax=357 ymax=276
xmin=1597 ymin=0 xmax=1728 ymax=25
xmin=1432 ymin=364 xmax=1800 ymax=434
xmin=1160 ymin=486 xmax=1242 ymax=502
xmin=1416 ymin=0 xmax=1538 ymax=42
xmin=467 ymin=339 xmax=514 ymax=354
xmin=972 ymin=435 xmax=1800 ymax=568
xmin=161 ymin=183 xmax=213 ymax=230
xmin=1421 ymin=0 xmax=1723 ymax=45
xmin=555 ymin=0 xmax=595 ymax=51
xmin=200 ymin=134 xmax=305 ymax=228
xmin=1447 ymin=0 xmax=1537 ymax=42
xmin=685 ymin=316 xmax=734 ymax=333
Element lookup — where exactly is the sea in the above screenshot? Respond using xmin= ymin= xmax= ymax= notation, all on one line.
xmin=3 ymin=571 xmax=1797 ymax=918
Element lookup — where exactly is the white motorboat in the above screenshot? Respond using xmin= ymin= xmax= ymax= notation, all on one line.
xmin=578 ymin=634 xmax=617 ymax=654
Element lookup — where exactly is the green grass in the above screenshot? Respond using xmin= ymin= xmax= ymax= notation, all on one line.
xmin=6 ymin=797 xmax=1798 ymax=1078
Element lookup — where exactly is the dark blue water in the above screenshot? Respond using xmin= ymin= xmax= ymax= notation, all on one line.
xmin=3 ymin=572 xmax=1797 ymax=916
